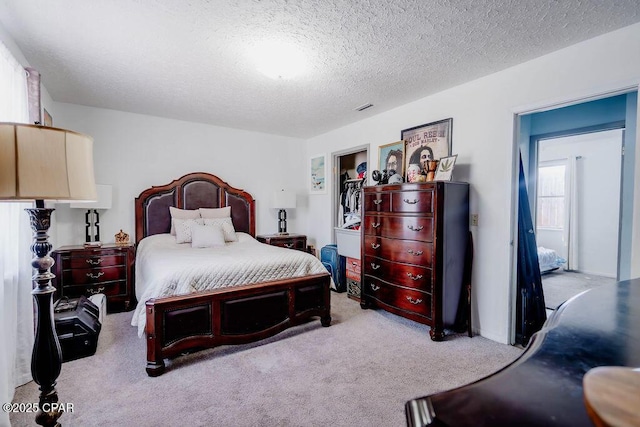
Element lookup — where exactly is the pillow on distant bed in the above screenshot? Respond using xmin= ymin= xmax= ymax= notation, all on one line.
xmin=191 ymin=224 xmax=225 ymax=248
xmin=173 ymin=218 xmax=204 ymax=243
xmin=199 ymin=206 xmax=231 ymax=218
xmin=169 ymin=207 xmax=201 ymax=235
xmin=203 ymin=217 xmax=237 ymax=242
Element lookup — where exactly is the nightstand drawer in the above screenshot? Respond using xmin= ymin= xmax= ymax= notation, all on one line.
xmin=256 ymin=234 xmax=308 ymax=252
xmin=272 ymin=238 xmax=305 ymax=250
xmin=63 ymin=254 xmax=125 ymax=269
xmin=62 ymin=265 xmax=127 ymax=285
xmin=63 ymin=281 xmax=127 ymax=298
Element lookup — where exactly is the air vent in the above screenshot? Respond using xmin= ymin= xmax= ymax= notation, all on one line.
xmin=354 ymin=103 xmax=374 ymax=112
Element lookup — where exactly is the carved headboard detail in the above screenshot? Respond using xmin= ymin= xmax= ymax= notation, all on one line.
xmin=134 ymin=172 xmax=256 ymax=244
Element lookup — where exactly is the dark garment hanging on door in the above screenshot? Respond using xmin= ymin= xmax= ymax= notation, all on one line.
xmin=515 ymin=154 xmax=547 ymax=346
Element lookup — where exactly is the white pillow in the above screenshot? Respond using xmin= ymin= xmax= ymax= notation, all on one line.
xmin=199 ymin=206 xmax=231 ymax=218
xmin=173 ymin=218 xmax=204 ymax=243
xmin=191 ymin=224 xmax=225 ymax=248
xmin=169 ymin=207 xmax=201 ymax=235
xmin=203 ymin=217 xmax=237 ymax=242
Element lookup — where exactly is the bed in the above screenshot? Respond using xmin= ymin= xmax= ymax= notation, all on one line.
xmin=538 ymin=246 xmax=566 ymax=274
xmin=133 ymin=172 xmax=331 ymax=376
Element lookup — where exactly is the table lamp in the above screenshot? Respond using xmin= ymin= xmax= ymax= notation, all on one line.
xmin=70 ymin=184 xmax=112 ymax=245
xmin=271 ymin=189 xmax=296 ymax=234
xmin=0 ymin=122 xmax=97 ymax=427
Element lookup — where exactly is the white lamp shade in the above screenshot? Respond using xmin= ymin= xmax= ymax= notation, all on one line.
xmin=272 ymin=189 xmax=296 ymax=209
xmin=70 ymin=184 xmax=112 ymax=209
xmin=0 ymin=123 xmax=97 ymax=201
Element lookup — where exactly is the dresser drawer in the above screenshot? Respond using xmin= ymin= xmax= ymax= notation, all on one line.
xmin=63 ymin=280 xmax=127 ymax=298
xmin=345 ymin=257 xmax=361 ymax=281
xmin=364 ymin=279 xmax=432 ymax=319
xmin=363 ymin=192 xmax=391 ymax=212
xmin=391 ymin=189 xmax=434 ymax=213
xmin=62 ymin=253 xmax=126 ymax=269
xmin=363 ymin=215 xmax=433 ymax=242
xmin=364 ymin=235 xmax=433 ymax=267
xmin=364 ymin=256 xmax=432 ymax=292
xmin=62 ymin=266 xmax=127 ymax=285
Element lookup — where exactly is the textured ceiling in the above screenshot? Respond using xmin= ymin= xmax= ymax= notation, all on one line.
xmin=1 ymin=0 xmax=639 ymax=138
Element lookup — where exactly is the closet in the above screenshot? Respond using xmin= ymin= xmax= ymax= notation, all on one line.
xmin=333 ymin=147 xmax=368 ymax=300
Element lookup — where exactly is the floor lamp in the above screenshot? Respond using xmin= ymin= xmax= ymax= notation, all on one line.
xmin=0 ymin=123 xmax=97 ymax=427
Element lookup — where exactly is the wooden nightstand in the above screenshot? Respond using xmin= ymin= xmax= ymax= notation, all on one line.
xmin=51 ymin=244 xmax=135 ymax=312
xmin=256 ymin=233 xmax=308 ymax=252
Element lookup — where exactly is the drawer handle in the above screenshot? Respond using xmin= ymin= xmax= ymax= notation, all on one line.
xmin=407 ymin=225 xmax=423 ymax=231
xmin=371 ymin=243 xmax=381 ymax=250
xmin=407 ymin=249 xmax=423 ymax=256
xmin=406 ymin=296 xmax=423 ymax=305
xmin=373 ymin=199 xmax=383 ymax=205
xmin=89 ymin=286 xmax=105 ymax=295
xmin=371 ymin=222 xmax=381 ymax=228
xmin=370 ymin=284 xmax=380 ymax=291
xmin=407 ymin=272 xmax=423 ymax=281
xmin=403 ymin=198 xmax=419 ymax=204
xmin=86 ymin=258 xmax=103 ymax=265
xmin=86 ymin=272 xmax=105 ymax=279
xmin=284 ymin=243 xmax=294 ymax=248
xmin=370 ymin=263 xmax=380 ymax=270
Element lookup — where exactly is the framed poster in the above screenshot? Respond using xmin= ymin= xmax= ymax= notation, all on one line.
xmin=309 ymin=154 xmax=327 ymax=194
xmin=402 ymin=118 xmax=452 ymax=179
xmin=378 ymin=140 xmax=404 ymax=178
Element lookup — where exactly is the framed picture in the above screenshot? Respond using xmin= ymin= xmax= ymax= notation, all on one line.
xmin=43 ymin=108 xmax=52 ymax=126
xmin=402 ymin=118 xmax=452 ymax=179
xmin=378 ymin=140 xmax=404 ymax=177
xmin=434 ymin=154 xmax=458 ymax=181
xmin=309 ymin=154 xmax=327 ymax=194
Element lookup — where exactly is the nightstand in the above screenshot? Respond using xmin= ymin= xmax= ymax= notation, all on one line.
xmin=256 ymin=233 xmax=308 ymax=252
xmin=51 ymin=244 xmax=135 ymax=312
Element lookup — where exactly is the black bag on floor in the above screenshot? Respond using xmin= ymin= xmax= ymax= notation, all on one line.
xmin=54 ymin=296 xmax=102 ymax=362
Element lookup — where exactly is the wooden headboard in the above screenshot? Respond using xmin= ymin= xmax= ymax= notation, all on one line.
xmin=134 ymin=172 xmax=255 ymax=244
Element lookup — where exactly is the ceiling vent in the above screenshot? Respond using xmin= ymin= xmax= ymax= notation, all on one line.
xmin=354 ymin=103 xmax=374 ymax=112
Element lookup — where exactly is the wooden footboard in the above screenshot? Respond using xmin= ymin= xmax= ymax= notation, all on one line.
xmin=145 ymin=273 xmax=331 ymax=376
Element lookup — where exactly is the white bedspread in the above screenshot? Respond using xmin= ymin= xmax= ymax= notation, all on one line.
xmin=131 ymin=233 xmax=328 ymax=336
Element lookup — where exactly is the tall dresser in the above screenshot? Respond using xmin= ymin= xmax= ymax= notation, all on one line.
xmin=361 ymin=181 xmax=469 ymax=340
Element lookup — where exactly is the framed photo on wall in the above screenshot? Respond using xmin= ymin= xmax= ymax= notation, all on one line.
xmin=309 ymin=154 xmax=327 ymax=194
xmin=378 ymin=140 xmax=404 ymax=178
xmin=402 ymin=118 xmax=452 ymax=179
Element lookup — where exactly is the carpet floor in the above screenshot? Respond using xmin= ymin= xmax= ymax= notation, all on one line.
xmin=11 ymin=292 xmax=522 ymax=427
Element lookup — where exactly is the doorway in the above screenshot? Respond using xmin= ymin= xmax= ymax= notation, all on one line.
xmin=535 ymin=129 xmax=623 ymax=310
xmin=513 ymin=90 xmax=637 ymax=345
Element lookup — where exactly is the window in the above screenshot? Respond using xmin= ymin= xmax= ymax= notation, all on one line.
xmin=537 ymin=163 xmax=565 ymax=229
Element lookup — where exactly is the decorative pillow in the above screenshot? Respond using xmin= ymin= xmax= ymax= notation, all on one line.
xmin=191 ymin=224 xmax=225 ymax=248
xmin=169 ymin=207 xmax=201 ymax=235
xmin=203 ymin=217 xmax=237 ymax=242
xmin=173 ymin=218 xmax=204 ymax=243
xmin=199 ymin=206 xmax=231 ymax=218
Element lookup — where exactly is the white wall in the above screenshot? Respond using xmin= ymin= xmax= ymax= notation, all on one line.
xmin=304 ymin=22 xmax=640 ymax=343
xmin=50 ymin=104 xmax=307 ymax=248
xmin=537 ymin=130 xmax=622 ymax=277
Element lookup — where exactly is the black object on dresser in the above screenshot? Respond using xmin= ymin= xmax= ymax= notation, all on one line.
xmin=361 ymin=181 xmax=469 ymax=341
xmin=405 ymin=278 xmax=640 ymax=427
xmin=51 ymin=244 xmax=135 ymax=312
xmin=256 ymin=233 xmax=308 ymax=252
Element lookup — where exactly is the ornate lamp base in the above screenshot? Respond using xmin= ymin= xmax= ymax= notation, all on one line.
xmin=26 ymin=204 xmax=63 ymax=427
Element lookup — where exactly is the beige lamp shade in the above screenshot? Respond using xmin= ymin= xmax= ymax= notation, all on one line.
xmin=0 ymin=122 xmax=97 ymax=201
xmin=70 ymin=184 xmax=112 ymax=209
xmin=272 ymin=189 xmax=296 ymax=209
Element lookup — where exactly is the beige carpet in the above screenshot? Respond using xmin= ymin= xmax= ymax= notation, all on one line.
xmin=11 ymin=292 xmax=522 ymax=427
